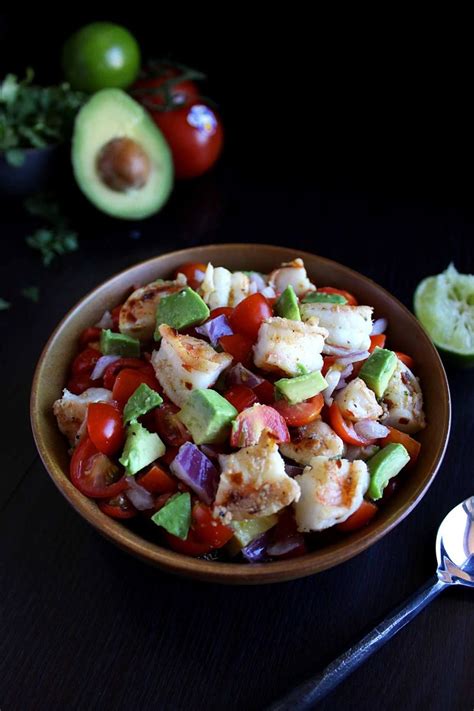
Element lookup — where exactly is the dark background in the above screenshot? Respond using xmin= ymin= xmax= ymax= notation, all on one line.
xmin=1 ymin=11 xmax=473 ymax=711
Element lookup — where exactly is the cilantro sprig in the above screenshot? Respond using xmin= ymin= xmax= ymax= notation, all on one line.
xmin=25 ymin=193 xmax=79 ymax=266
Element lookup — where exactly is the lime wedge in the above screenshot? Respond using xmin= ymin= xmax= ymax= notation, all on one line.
xmin=414 ymin=263 xmax=474 ymax=366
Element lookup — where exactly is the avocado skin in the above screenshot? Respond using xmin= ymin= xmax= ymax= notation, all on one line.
xmin=275 ymin=285 xmax=301 ymax=320
xmin=275 ymin=371 xmax=327 ymax=405
xmin=178 ymin=389 xmax=238 ymax=445
xmin=154 ymin=287 xmax=210 ymax=340
xmin=359 ymin=347 xmax=397 ymax=398
xmin=367 ymin=443 xmax=410 ymax=500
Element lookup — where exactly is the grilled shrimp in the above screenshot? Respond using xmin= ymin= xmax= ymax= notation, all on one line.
xmin=300 ymin=303 xmax=373 ymax=354
xmin=253 ymin=316 xmax=328 ymax=375
xmin=280 ymin=418 xmax=344 ymax=465
xmin=381 ymin=360 xmax=426 ymax=434
xmin=53 ymin=387 xmax=112 ymax=446
xmin=119 ymin=276 xmax=186 ymax=342
xmin=268 ymin=258 xmax=316 ymax=296
xmin=335 ymin=377 xmax=383 ymax=422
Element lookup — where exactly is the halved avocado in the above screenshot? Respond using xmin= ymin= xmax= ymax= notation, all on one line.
xmin=72 ymin=89 xmax=173 ymax=220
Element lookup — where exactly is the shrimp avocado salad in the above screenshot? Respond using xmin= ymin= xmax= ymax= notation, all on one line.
xmin=53 ymin=258 xmax=425 ymax=562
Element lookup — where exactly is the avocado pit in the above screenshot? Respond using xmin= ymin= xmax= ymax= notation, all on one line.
xmin=96 ymin=137 xmax=151 ymax=192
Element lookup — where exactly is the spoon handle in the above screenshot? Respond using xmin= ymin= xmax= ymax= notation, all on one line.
xmin=267 ymin=576 xmax=446 ymax=710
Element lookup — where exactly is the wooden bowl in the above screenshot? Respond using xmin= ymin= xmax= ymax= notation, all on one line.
xmin=30 ymin=244 xmax=451 ymax=584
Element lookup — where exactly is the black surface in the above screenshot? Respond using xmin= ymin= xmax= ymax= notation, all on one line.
xmin=1 ymin=14 xmax=474 ymax=711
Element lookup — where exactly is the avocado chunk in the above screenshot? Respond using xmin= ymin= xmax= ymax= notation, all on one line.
xmin=367 ymin=443 xmax=410 ymax=500
xmin=359 ymin=347 xmax=398 ymax=398
xmin=100 ymin=328 xmax=140 ymax=357
xmin=151 ymin=492 xmax=191 ymax=539
xmin=275 ymin=370 xmax=328 ymax=405
xmin=154 ymin=286 xmax=210 ymax=340
xmin=227 ymin=515 xmax=278 ymax=556
xmin=177 ymin=389 xmax=238 ymax=444
xmin=302 ymin=292 xmax=347 ymax=304
xmin=119 ymin=421 xmax=165 ymax=476
xmin=123 ymin=383 xmax=163 ymax=424
xmin=72 ymin=89 xmax=173 ymax=220
xmin=275 ymin=285 xmax=301 ymax=320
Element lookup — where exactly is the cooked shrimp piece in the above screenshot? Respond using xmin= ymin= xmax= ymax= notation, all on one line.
xmin=253 ymin=316 xmax=328 ymax=376
xmin=335 ymin=377 xmax=383 ymax=422
xmin=151 ymin=324 xmax=232 ymax=407
xmin=293 ymin=456 xmax=369 ymax=531
xmin=53 ymin=387 xmax=112 ymax=446
xmin=381 ymin=360 xmax=426 ymax=434
xmin=268 ymin=258 xmax=316 ymax=296
xmin=280 ymin=418 xmax=344 ymax=465
xmin=229 ymin=271 xmax=251 ymax=306
xmin=119 ymin=275 xmax=186 ymax=342
xmin=214 ymin=434 xmax=301 ymax=522
xmin=300 ymin=303 xmax=373 ymax=354
xmin=198 ymin=263 xmax=232 ymax=309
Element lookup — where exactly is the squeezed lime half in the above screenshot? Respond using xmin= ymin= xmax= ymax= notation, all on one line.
xmin=414 ymin=263 xmax=474 ymax=366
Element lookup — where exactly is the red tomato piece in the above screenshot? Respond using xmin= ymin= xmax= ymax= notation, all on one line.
xmin=67 ymin=372 xmax=95 ymax=395
xmin=223 ymin=385 xmax=258 ymax=413
xmin=273 ymin=393 xmax=324 ymax=428
xmin=395 ymin=352 xmax=415 ymax=370
xmin=102 ymin=357 xmax=153 ymax=390
xmin=111 ymin=367 xmax=160 ymax=408
xmin=317 ymin=287 xmax=358 ymax=306
xmin=380 ymin=426 xmax=421 ymax=465
xmin=209 ymin=306 xmax=234 ymax=319
xmin=369 ymin=334 xmax=387 ymax=352
xmin=71 ymin=347 xmax=100 ymax=376
xmin=151 ymin=402 xmax=191 ymax=447
xmin=87 ymin=402 xmax=125 ymax=456
xmin=137 ymin=464 xmax=178 ymax=494
xmin=160 ymin=446 xmax=179 ymax=466
xmin=268 ymin=509 xmax=307 ymax=559
xmin=253 ymin=378 xmax=275 ymax=405
xmin=79 ymin=327 xmax=102 ymax=349
xmin=164 ymin=530 xmax=213 ymax=556
xmin=336 ymin=500 xmax=378 ymax=532
xmin=98 ymin=493 xmax=137 ymax=520
xmin=328 ymin=402 xmax=374 ymax=446
xmin=230 ymin=404 xmax=290 ymax=447
xmin=173 ymin=262 xmax=207 ymax=289
xmin=229 ymin=293 xmax=272 ymax=341
xmin=111 ymin=304 xmax=123 ymax=331
xmin=192 ymin=503 xmax=234 ymax=548
xmin=322 ymin=356 xmax=338 ymax=376
xmin=70 ymin=436 xmax=127 ymax=499
xmin=219 ymin=333 xmax=254 ymax=365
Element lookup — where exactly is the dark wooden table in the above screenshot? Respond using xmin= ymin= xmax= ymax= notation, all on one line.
xmin=1 ymin=19 xmax=474 ymax=709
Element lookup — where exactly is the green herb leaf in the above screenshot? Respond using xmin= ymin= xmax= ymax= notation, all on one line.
xmin=151 ymin=492 xmax=191 ymax=539
xmin=26 ymin=227 xmax=78 ymax=266
xmin=4 ymin=148 xmax=25 ymax=166
xmin=21 ymin=286 xmax=40 ymax=303
xmin=0 ymin=298 xmax=11 ymax=311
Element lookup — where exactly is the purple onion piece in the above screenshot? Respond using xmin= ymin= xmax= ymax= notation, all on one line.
xmin=91 ymin=355 xmax=120 ymax=380
xmin=371 ymin=318 xmax=388 ymax=335
xmin=241 ymin=530 xmax=273 ymax=563
xmin=267 ymin=534 xmax=305 ymax=557
xmin=323 ymin=368 xmax=342 ymax=405
xmin=284 ymin=462 xmax=305 ymax=478
xmin=226 ymin=362 xmax=264 ymax=389
xmin=94 ymin=310 xmax=114 ymax=329
xmin=126 ymin=477 xmax=155 ymax=511
xmin=170 ymin=442 xmax=219 ymax=505
xmin=353 ymin=419 xmax=390 ymax=440
xmin=195 ymin=315 xmax=233 ymax=346
xmin=335 ymin=351 xmax=369 ymax=367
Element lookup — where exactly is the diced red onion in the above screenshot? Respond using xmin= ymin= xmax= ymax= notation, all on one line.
xmin=94 ymin=310 xmax=114 ymax=329
xmin=91 ymin=355 xmax=120 ymax=380
xmin=323 ymin=345 xmax=354 ymax=356
xmin=284 ymin=462 xmax=305 ymax=477
xmin=267 ymin=534 xmax=306 ymax=557
xmin=227 ymin=363 xmax=264 ymax=389
xmin=354 ymin=420 xmax=390 ymax=440
xmin=195 ymin=314 xmax=233 ymax=346
xmin=335 ymin=351 xmax=369 ymax=367
xmin=242 ymin=531 xmax=273 ymax=563
xmin=125 ymin=477 xmax=154 ymax=511
xmin=371 ymin=318 xmax=388 ymax=335
xmin=323 ymin=368 xmax=342 ymax=405
xmin=248 ymin=272 xmax=267 ymax=291
xmin=170 ymin=442 xmax=219 ymax=505
xmin=261 ymin=285 xmax=276 ymax=299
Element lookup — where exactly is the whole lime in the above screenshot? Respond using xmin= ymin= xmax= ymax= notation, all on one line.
xmin=62 ymin=22 xmax=141 ymax=92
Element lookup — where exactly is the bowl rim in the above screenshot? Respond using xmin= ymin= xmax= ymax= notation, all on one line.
xmin=30 ymin=243 xmax=451 ymax=584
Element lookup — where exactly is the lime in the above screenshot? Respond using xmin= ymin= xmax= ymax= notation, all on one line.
xmin=62 ymin=22 xmax=141 ymax=93
xmin=414 ymin=263 xmax=474 ymax=366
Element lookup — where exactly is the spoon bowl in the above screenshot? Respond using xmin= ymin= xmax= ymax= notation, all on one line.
xmin=436 ymin=496 xmax=474 ymax=586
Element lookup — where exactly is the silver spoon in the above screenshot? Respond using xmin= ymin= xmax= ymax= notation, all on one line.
xmin=267 ymin=496 xmax=474 ymax=710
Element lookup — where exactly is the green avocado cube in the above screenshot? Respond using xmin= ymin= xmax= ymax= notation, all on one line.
xmin=227 ymin=514 xmax=278 ymax=556
xmin=119 ymin=421 xmax=165 ymax=476
xmin=367 ymin=443 xmax=410 ymax=500
xmin=275 ymin=285 xmax=301 ymax=320
xmin=100 ymin=328 xmax=140 ymax=357
xmin=177 ymin=389 xmax=238 ymax=444
xmin=123 ymin=383 xmax=163 ymax=424
xmin=275 ymin=370 xmax=328 ymax=405
xmin=302 ymin=291 xmax=347 ymax=304
xmin=359 ymin=347 xmax=398 ymax=398
xmin=154 ymin=286 xmax=210 ymax=340
xmin=151 ymin=492 xmax=191 ymax=539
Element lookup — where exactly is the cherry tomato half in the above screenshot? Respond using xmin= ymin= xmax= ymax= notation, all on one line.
xmin=253 ymin=378 xmax=275 ymax=405
xmin=328 ymin=402 xmax=374 ymax=446
xmin=87 ymin=402 xmax=125 ymax=456
xmin=98 ymin=493 xmax=137 ymax=520
xmin=152 ymin=102 xmax=223 ymax=179
xmin=317 ymin=287 xmax=358 ymax=306
xmin=71 ymin=347 xmax=100 ymax=376
xmin=395 ymin=352 xmax=415 ymax=370
xmin=273 ymin=393 xmax=324 ymax=427
xmin=137 ymin=464 xmax=178 ymax=494
xmin=110 ymin=366 xmax=160 ymax=406
xmin=336 ymin=500 xmax=378 ymax=532
xmin=223 ymin=385 xmax=258 ymax=413
xmin=192 ymin=502 xmax=234 ymax=548
xmin=369 ymin=334 xmax=386 ymax=352
xmin=79 ymin=327 xmax=102 ymax=349
xmin=209 ymin=306 xmax=233 ymax=319
xmin=67 ymin=372 xmax=95 ymax=395
xmin=70 ymin=436 xmax=127 ymax=499
xmin=380 ymin=426 xmax=421 ymax=465
xmin=151 ymin=403 xmax=191 ymax=447
xmin=173 ymin=262 xmax=207 ymax=289
xmin=229 ymin=293 xmax=272 ymax=341
xmin=219 ymin=333 xmax=254 ymax=365
xmin=111 ymin=304 xmax=123 ymax=331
